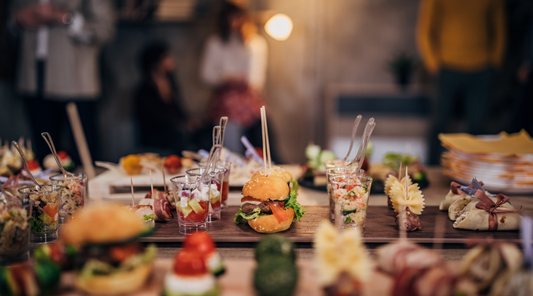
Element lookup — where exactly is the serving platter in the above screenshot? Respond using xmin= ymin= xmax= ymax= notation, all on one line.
xmin=140 ymin=206 xmax=521 ymax=244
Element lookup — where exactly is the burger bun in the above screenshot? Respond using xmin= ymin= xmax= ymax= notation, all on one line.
xmin=75 ymin=262 xmax=153 ymax=295
xmin=242 ymin=175 xmax=290 ymax=201
xmin=247 ymin=208 xmax=295 ymax=233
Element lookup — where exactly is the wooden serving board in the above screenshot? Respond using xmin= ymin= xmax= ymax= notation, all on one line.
xmin=139 ymin=206 xmax=521 ymax=244
xmin=55 ymin=259 xmax=392 ymax=296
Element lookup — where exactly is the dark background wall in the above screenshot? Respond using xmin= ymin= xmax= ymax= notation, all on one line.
xmin=0 ymin=0 xmax=530 ymax=164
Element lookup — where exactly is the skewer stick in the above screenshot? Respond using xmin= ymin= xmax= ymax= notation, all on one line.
xmin=405 ymin=167 xmax=409 ymax=201
xmin=262 ymin=108 xmax=272 ymax=169
xmin=66 ymin=102 xmax=96 ymax=179
xmin=398 ymin=162 xmax=402 ymax=180
xmin=150 ymin=170 xmax=154 ymax=197
xmin=162 ymin=167 xmax=167 ymax=193
xmin=130 ymin=178 xmax=135 ymax=206
xmin=261 ymin=107 xmax=267 ymax=171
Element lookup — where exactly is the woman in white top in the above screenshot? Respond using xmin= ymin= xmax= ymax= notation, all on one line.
xmin=200 ymin=3 xmax=268 ymax=154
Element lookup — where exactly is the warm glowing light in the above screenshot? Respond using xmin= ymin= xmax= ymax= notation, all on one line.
xmin=265 ymin=13 xmax=293 ymax=41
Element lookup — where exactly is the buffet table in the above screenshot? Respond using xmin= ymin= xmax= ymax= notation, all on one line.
xmin=115 ymin=166 xmax=532 ymax=260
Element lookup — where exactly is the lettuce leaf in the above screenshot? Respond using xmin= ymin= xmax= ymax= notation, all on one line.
xmin=285 ymin=180 xmax=307 ymax=222
xmin=234 ymin=207 xmax=266 ymax=224
xmin=79 ymin=244 xmax=157 ymax=279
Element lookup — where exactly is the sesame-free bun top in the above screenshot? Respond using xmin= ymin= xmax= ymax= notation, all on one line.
xmin=242 ymin=175 xmax=290 ymax=201
xmin=61 ymin=203 xmax=147 ymax=246
xmin=252 ymin=166 xmax=293 ymax=183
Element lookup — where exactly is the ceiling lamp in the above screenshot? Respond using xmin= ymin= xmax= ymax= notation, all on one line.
xmin=265 ymin=13 xmax=293 ymax=41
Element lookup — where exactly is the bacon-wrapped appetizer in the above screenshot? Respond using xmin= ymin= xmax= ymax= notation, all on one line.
xmin=376 ymin=242 xmax=477 ymax=296
xmin=139 ymin=189 xmax=173 ymax=222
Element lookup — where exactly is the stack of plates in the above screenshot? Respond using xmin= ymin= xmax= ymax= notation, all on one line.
xmin=441 ymin=132 xmax=533 ymax=194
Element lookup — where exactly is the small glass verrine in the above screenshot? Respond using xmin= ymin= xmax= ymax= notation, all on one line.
xmin=171 ymin=175 xmax=209 ymax=234
xmin=186 ymin=168 xmax=222 ymax=222
xmin=18 ymin=184 xmax=61 ymax=243
xmin=216 ymin=160 xmax=231 ymax=208
xmin=50 ymin=173 xmax=87 ymax=223
xmin=326 ymin=165 xmax=363 ymax=222
xmin=330 ymin=175 xmax=372 ymax=233
xmin=0 ymin=195 xmax=31 ymax=264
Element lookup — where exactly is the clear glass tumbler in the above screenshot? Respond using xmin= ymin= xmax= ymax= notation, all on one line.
xmin=330 ymin=175 xmax=372 ymax=233
xmin=326 ymin=164 xmax=362 ymax=222
xmin=186 ymin=168 xmax=221 ymax=222
xmin=171 ymin=175 xmax=209 ymax=234
xmin=216 ymin=160 xmax=231 ymax=208
xmin=50 ymin=173 xmax=87 ymax=223
xmin=0 ymin=195 xmax=31 ymax=264
xmin=18 ymin=184 xmax=61 ymax=243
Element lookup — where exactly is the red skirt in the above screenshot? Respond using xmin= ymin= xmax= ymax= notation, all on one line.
xmin=209 ymin=82 xmax=264 ymax=128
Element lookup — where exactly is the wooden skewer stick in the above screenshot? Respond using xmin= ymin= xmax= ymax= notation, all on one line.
xmin=261 ymin=107 xmax=267 ymax=171
xmin=262 ymin=107 xmax=272 ymax=169
xmin=130 ymin=178 xmax=135 ymax=206
xmin=405 ymin=167 xmax=409 ymax=201
xmin=162 ymin=167 xmax=167 ymax=193
xmin=150 ymin=170 xmax=154 ymax=197
xmin=398 ymin=162 xmax=403 ymax=180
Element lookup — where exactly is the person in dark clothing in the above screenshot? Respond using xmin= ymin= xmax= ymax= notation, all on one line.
xmin=135 ymin=42 xmax=197 ymax=153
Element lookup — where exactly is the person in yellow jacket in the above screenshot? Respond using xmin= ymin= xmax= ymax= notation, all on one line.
xmin=417 ymin=0 xmax=506 ymax=164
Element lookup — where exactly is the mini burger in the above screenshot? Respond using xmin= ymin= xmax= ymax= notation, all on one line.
xmin=61 ymin=204 xmax=156 ymax=295
xmin=252 ymin=166 xmax=293 ymax=184
xmin=234 ymin=174 xmax=306 ymax=233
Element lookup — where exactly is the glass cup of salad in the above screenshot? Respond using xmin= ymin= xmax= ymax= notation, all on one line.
xmin=18 ymin=184 xmax=61 ymax=243
xmin=49 ymin=173 xmax=87 ymax=223
xmin=0 ymin=195 xmax=31 ymax=264
xmin=215 ymin=160 xmax=231 ymax=209
xmin=329 ymin=174 xmax=372 ymax=233
xmin=326 ymin=166 xmax=363 ymax=223
xmin=171 ymin=175 xmax=210 ymax=234
xmin=186 ymin=168 xmax=222 ymax=222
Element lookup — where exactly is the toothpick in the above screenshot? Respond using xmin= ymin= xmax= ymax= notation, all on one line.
xmin=261 ymin=107 xmax=267 ymax=171
xmin=130 ymin=178 xmax=135 ymax=206
xmin=262 ymin=108 xmax=272 ymax=169
xmin=398 ymin=162 xmax=403 ymax=179
xmin=405 ymin=166 xmax=411 ymax=201
xmin=433 ymin=215 xmax=445 ymax=250
xmin=150 ymin=170 xmax=154 ymax=197
xmin=162 ymin=167 xmax=167 ymax=193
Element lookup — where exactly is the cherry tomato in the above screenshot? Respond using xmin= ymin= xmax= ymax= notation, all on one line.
xmin=183 ymin=232 xmax=216 ymax=256
xmin=173 ymin=249 xmax=207 ymax=276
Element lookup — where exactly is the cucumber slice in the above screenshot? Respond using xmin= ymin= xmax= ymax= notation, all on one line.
xmin=342 ymin=209 xmax=357 ymax=215
xmin=188 ymin=199 xmax=203 ymax=214
xmin=38 ymin=212 xmax=53 ymax=225
xmin=180 ymin=205 xmax=193 ymax=218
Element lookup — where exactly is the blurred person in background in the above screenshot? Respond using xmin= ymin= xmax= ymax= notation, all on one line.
xmin=417 ymin=0 xmax=506 ymax=165
xmin=8 ymin=0 xmax=115 ymax=164
xmin=509 ymin=8 xmax=533 ymax=135
xmin=135 ymin=42 xmax=200 ymax=153
xmin=200 ymin=2 xmax=267 ymax=155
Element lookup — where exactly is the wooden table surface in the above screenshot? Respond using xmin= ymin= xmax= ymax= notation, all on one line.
xmin=90 ymin=166 xmax=533 ymax=261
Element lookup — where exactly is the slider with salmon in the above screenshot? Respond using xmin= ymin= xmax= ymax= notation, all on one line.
xmin=235 ymin=106 xmax=306 ymax=233
xmin=234 ymin=173 xmax=306 ymax=233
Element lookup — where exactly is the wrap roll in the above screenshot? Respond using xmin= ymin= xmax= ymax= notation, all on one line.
xmin=453 ymin=191 xmax=521 ymax=231
xmin=439 ymin=181 xmax=467 ymax=211
xmin=448 ymin=196 xmax=474 ymax=221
